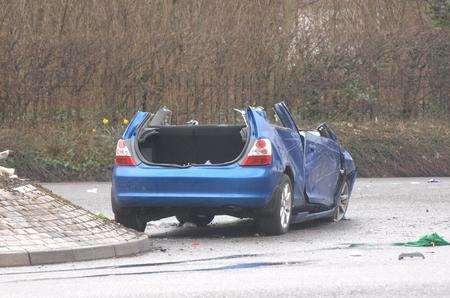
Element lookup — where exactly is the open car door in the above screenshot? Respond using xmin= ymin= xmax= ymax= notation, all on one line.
xmin=304 ymin=126 xmax=342 ymax=207
xmin=274 ymin=102 xmax=300 ymax=133
xmin=274 ymin=102 xmax=341 ymax=207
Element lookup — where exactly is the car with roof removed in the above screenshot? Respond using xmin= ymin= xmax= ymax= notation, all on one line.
xmin=112 ymin=102 xmax=356 ymax=235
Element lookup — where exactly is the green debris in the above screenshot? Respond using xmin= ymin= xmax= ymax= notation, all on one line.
xmin=96 ymin=212 xmax=110 ymax=223
xmin=347 ymin=243 xmax=366 ymax=248
xmin=394 ymin=233 xmax=450 ymax=247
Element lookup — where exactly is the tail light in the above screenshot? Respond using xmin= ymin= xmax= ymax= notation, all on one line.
xmin=115 ymin=139 xmax=136 ymax=166
xmin=241 ymin=138 xmax=272 ymax=166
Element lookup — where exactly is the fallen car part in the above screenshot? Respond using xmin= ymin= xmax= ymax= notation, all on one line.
xmin=398 ymin=252 xmax=425 ymax=260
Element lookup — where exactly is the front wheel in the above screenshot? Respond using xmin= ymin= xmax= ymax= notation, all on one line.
xmin=258 ymin=174 xmax=293 ymax=235
xmin=332 ymin=180 xmax=350 ymax=222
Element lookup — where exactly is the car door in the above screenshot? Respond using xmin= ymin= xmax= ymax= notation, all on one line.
xmin=123 ymin=111 xmax=149 ymax=139
xmin=274 ymin=102 xmax=300 ymax=135
xmin=304 ymin=131 xmax=341 ymax=207
xmin=273 ymin=102 xmax=306 ymax=206
xmin=274 ymin=102 xmax=341 ymax=207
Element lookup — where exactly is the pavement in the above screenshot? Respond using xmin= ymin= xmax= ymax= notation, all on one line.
xmin=0 ymin=180 xmax=152 ymax=267
xmin=0 ymin=177 xmax=449 ymax=297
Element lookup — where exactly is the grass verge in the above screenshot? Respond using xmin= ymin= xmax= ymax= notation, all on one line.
xmin=333 ymin=121 xmax=450 ymax=177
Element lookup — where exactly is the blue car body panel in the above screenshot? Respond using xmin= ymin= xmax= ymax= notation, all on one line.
xmin=112 ymin=164 xmax=281 ymax=208
xmin=271 ymin=127 xmax=305 ymax=207
xmin=123 ymin=111 xmax=148 ymax=139
xmin=112 ymin=103 xmax=357 ymax=220
xmin=304 ymin=132 xmax=341 ymax=206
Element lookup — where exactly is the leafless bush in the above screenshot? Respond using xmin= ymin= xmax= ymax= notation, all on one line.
xmin=0 ymin=0 xmax=448 ymax=125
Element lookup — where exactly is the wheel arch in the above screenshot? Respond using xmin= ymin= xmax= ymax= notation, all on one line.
xmin=284 ymin=165 xmax=294 ymax=184
xmin=346 ymin=169 xmax=357 ymax=195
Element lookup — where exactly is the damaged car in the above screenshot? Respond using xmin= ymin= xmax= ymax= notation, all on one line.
xmin=111 ymin=102 xmax=356 ymax=235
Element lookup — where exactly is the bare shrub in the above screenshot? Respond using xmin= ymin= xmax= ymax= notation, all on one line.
xmin=0 ymin=0 xmax=448 ymax=125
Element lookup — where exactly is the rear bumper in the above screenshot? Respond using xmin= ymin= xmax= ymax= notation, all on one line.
xmin=112 ymin=164 xmax=281 ymax=209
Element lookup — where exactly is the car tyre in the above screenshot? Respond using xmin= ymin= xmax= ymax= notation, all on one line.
xmin=176 ymin=214 xmax=215 ymax=227
xmin=258 ymin=174 xmax=293 ymax=235
xmin=113 ymin=207 xmax=147 ymax=232
xmin=332 ymin=180 xmax=350 ymax=222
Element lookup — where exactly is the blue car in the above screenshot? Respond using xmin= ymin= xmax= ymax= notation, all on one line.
xmin=112 ymin=102 xmax=356 ymax=235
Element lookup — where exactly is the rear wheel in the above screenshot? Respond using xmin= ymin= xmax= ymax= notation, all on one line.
xmin=176 ymin=214 xmax=215 ymax=227
xmin=258 ymin=175 xmax=293 ymax=235
xmin=113 ymin=207 xmax=147 ymax=232
xmin=333 ymin=180 xmax=350 ymax=222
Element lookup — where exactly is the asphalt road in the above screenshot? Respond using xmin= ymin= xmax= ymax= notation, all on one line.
xmin=1 ymin=178 xmax=449 ymax=297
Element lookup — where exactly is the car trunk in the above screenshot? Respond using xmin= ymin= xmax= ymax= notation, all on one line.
xmin=137 ymin=125 xmax=248 ymax=166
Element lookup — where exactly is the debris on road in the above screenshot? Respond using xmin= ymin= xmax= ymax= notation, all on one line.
xmin=146 ymin=221 xmax=197 ymax=237
xmin=0 ymin=150 xmax=15 ymax=178
xmin=394 ymin=233 xmax=450 ymax=247
xmin=398 ymin=252 xmax=425 ymax=260
xmin=427 ymin=178 xmax=439 ymax=183
xmin=0 ymin=166 xmax=15 ymax=177
xmin=146 ymin=222 xmax=180 ymax=236
xmin=86 ymin=188 xmax=98 ymax=193
xmin=0 ymin=150 xmax=12 ymax=160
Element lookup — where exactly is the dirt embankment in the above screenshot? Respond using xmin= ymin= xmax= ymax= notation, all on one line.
xmin=1 ymin=120 xmax=449 ymax=181
xmin=333 ymin=121 xmax=450 ymax=177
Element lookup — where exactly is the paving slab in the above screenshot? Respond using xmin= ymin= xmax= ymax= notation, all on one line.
xmin=0 ymin=178 xmax=152 ymax=267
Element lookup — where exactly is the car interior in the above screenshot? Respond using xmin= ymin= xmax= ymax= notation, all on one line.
xmin=138 ymin=125 xmax=248 ymax=165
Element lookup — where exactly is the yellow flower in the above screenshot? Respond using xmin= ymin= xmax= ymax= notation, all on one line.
xmin=102 ymin=118 xmax=109 ymax=125
xmin=122 ymin=118 xmax=129 ymax=125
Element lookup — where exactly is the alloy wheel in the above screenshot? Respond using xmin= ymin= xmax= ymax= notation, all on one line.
xmin=334 ymin=181 xmax=350 ymax=222
xmin=280 ymin=183 xmax=292 ymax=229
